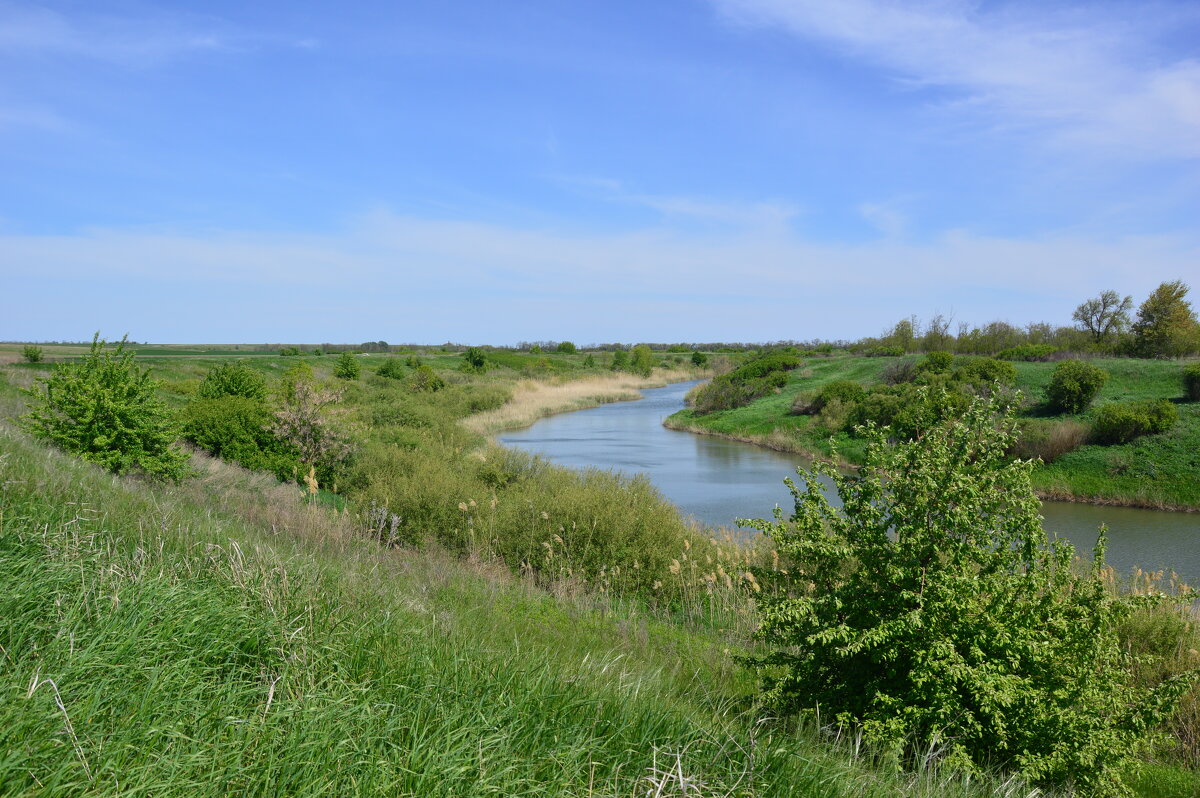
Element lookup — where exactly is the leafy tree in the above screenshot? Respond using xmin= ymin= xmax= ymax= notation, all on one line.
xmin=333 ymin=352 xmax=360 ymax=380
xmin=610 ymin=350 xmax=629 ymax=371
xmin=198 ymin=361 xmax=268 ymax=400
xmin=743 ymin=393 xmax=1197 ymax=794
xmin=555 ymin=341 xmax=577 ymax=354
xmin=20 ymin=334 xmax=189 ymax=480
xmin=179 ymin=396 xmax=301 ymax=480
xmin=21 ymin=345 xmax=42 ymax=363
xmin=529 ymin=344 xmax=543 ymax=354
xmin=376 ymin=358 xmax=406 ymax=380
xmin=461 ymin=346 xmax=488 ymax=372
xmin=630 ymin=344 xmax=654 ymax=377
xmin=1073 ymin=290 xmax=1133 ymax=345
xmin=271 ymin=379 xmax=351 ymax=483
xmin=1046 ymin=359 xmax=1108 ymax=413
xmin=690 ymin=350 xmax=708 ymax=367
xmin=1131 ymin=280 xmax=1200 ymax=358
xmin=582 ymin=353 xmax=596 ymax=368
xmin=409 ymin=363 xmax=445 ymax=392
xmin=1184 ymin=363 xmax=1200 ymax=402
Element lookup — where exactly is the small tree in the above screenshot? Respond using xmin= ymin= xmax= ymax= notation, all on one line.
xmin=333 ymin=352 xmax=360 ymax=381
xmin=630 ymin=344 xmax=654 ymax=377
xmin=744 ymin=393 xmax=1196 ymax=794
xmin=610 ymin=350 xmax=629 ymax=371
xmin=1131 ymin=280 xmax=1200 ymax=358
xmin=582 ymin=353 xmax=596 ymax=368
xmin=1046 ymin=359 xmax=1108 ymax=413
xmin=198 ymin=361 xmax=267 ymax=400
xmin=690 ymin=350 xmax=708 ymax=368
xmin=409 ymin=363 xmax=445 ymax=392
xmin=1184 ymin=363 xmax=1200 ymax=402
xmin=21 ymin=345 xmax=43 ymax=363
xmin=20 ymin=334 xmax=189 ymax=480
xmin=271 ymin=379 xmax=351 ymax=483
xmin=1073 ymin=290 xmax=1133 ymax=346
xmin=555 ymin=341 xmax=577 ymax=354
xmin=461 ymin=347 xmax=488 ymax=372
xmin=376 ymin=358 xmax=406 ymax=380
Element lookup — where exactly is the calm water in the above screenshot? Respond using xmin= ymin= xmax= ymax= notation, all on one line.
xmin=500 ymin=381 xmax=1200 ymax=585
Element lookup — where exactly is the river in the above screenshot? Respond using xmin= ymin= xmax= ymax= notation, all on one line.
xmin=500 ymin=380 xmax=1200 ymax=586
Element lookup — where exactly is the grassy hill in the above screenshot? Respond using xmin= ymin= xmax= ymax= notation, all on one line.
xmin=666 ymin=355 xmax=1200 ymax=511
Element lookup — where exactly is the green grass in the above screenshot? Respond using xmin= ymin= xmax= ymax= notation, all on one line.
xmin=0 ymin=419 xmax=1065 ymax=797
xmin=667 ymin=355 xmax=1200 ymax=509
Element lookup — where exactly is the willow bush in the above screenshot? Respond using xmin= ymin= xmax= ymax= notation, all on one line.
xmin=743 ymin=392 xmax=1198 ymax=795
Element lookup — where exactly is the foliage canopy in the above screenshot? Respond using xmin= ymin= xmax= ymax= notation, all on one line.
xmin=20 ymin=334 xmax=189 ymax=481
xmin=743 ymin=393 xmax=1197 ymax=794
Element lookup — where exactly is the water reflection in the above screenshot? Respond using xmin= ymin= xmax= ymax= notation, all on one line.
xmin=499 ymin=381 xmax=1199 ymax=585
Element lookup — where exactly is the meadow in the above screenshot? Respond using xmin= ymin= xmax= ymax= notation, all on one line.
xmin=1 ymin=342 xmax=1197 ymax=796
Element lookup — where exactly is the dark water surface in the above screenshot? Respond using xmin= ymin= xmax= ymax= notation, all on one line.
xmin=500 ymin=381 xmax=1200 ymax=585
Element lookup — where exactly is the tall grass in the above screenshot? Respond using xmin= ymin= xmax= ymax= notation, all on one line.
xmin=0 ymin=420 xmax=1058 ymax=797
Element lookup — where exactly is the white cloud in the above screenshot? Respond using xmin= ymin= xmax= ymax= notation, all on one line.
xmin=711 ymin=0 xmax=1200 ymax=159
xmin=2 ymin=212 xmax=1196 ymax=342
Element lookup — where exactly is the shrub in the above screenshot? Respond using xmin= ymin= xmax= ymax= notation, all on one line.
xmin=952 ymin=357 xmax=1017 ymax=389
xmin=814 ymin=379 xmax=864 ymax=411
xmin=1009 ymin=418 xmax=1090 ymax=463
xmin=1184 ymin=364 xmax=1200 ymax=401
xmin=1092 ymin=400 xmax=1178 ymax=445
xmin=409 ymin=364 xmax=446 ymax=392
xmin=692 ymin=353 xmax=801 ymax=414
xmin=462 ymin=347 xmax=488 ymax=372
xmin=630 ymin=344 xmax=654 ymax=377
xmin=20 ymin=334 xmax=189 ymax=481
xmin=610 ymin=350 xmax=629 ymax=371
xmin=555 ymin=341 xmax=576 ymax=354
xmin=271 ymin=380 xmax=352 ymax=484
xmin=879 ymin=358 xmax=919 ymax=385
xmin=915 ymin=350 xmax=953 ymax=375
xmin=582 ymin=353 xmax=596 ymax=368
xmin=197 ymin=361 xmax=268 ymax=400
xmin=691 ymin=351 xmax=708 ymax=367
xmin=179 ymin=396 xmax=301 ymax=480
xmin=333 ymin=352 xmax=360 ymax=381
xmin=743 ymin=393 xmax=1196 ymax=794
xmin=376 ymin=358 xmax=406 ymax=380
xmin=864 ymin=345 xmax=904 ymax=357
xmin=21 ymin=345 xmax=43 ymax=363
xmin=997 ymin=344 xmax=1058 ymax=361
xmin=279 ymin=346 xmax=301 ymax=356
xmin=1046 ymin=359 xmax=1108 ymax=414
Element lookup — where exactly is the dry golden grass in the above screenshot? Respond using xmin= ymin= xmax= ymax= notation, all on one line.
xmin=463 ymin=367 xmax=701 ymax=435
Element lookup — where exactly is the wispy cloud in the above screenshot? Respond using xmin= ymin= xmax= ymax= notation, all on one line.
xmin=3 ymin=212 xmax=1196 ymax=342
xmin=711 ymin=0 xmax=1200 ymax=159
xmin=0 ymin=2 xmax=314 ymax=66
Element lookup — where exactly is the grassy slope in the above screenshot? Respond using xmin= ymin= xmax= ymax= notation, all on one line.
xmin=0 ymin=383 xmax=1049 ymax=797
xmin=667 ymin=356 xmax=1200 ymax=510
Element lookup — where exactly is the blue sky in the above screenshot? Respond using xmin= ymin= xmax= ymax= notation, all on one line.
xmin=2 ymin=0 xmax=1198 ymax=344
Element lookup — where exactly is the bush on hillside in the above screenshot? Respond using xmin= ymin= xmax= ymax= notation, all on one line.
xmin=376 ymin=358 xmax=406 ymax=380
xmin=21 ymin=345 xmax=43 ymax=363
xmin=692 ymin=353 xmax=800 ymax=414
xmin=952 ymin=357 xmax=1017 ymax=389
xmin=198 ymin=361 xmax=268 ymax=401
xmin=1184 ymin=364 xmax=1200 ymax=402
xmin=461 ymin=347 xmax=488 ymax=372
xmin=864 ymin=345 xmax=904 ymax=357
xmin=20 ymin=334 xmax=189 ymax=481
xmin=743 ymin=393 xmax=1196 ymax=794
xmin=1046 ymin=360 xmax=1108 ymax=414
xmin=1091 ymin=400 xmax=1178 ymax=445
xmin=179 ymin=396 xmax=302 ymax=480
xmin=333 ymin=352 xmax=361 ymax=381
xmin=410 ymin=364 xmax=446 ymax=392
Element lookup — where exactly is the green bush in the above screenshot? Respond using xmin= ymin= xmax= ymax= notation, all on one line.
xmin=178 ymin=396 xmax=301 ymax=480
xmin=997 ymin=344 xmax=1058 ymax=361
xmin=333 ymin=352 xmax=361 ymax=381
xmin=375 ymin=358 xmax=406 ymax=380
xmin=555 ymin=341 xmax=576 ymax=354
xmin=197 ymin=361 xmax=268 ymax=400
xmin=21 ymin=345 xmax=43 ymax=363
xmin=410 ymin=364 xmax=446 ymax=392
xmin=1009 ymin=418 xmax=1090 ymax=463
xmin=461 ymin=347 xmax=488 ymax=372
xmin=1092 ymin=400 xmax=1178 ymax=445
xmin=814 ymin=379 xmax=864 ymax=411
xmin=952 ymin=356 xmax=1017 ymax=388
xmin=1046 ymin=359 xmax=1108 ymax=414
xmin=690 ymin=351 xmax=708 ymax=367
xmin=743 ymin=394 xmax=1196 ymax=794
xmin=610 ymin=350 xmax=629 ymax=371
xmin=20 ymin=334 xmax=189 ymax=480
xmin=864 ymin=345 xmax=904 ymax=357
xmin=914 ymin=350 xmax=953 ymax=376
xmin=1184 ymin=364 xmax=1200 ymax=401
xmin=692 ymin=353 xmax=800 ymax=414
xmin=582 ymin=353 xmax=596 ymax=368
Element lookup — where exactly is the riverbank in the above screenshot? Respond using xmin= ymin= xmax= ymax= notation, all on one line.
xmin=463 ymin=368 xmax=705 ymax=435
xmin=665 ymin=355 xmax=1200 ymax=512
